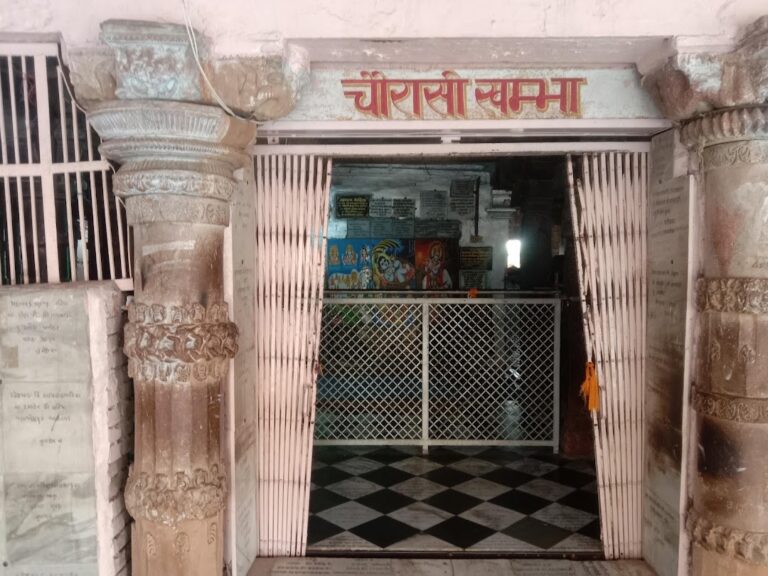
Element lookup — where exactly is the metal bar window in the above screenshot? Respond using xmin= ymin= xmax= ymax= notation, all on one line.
xmin=0 ymin=45 xmax=131 ymax=289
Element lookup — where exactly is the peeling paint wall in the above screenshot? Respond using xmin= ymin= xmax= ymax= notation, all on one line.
xmin=0 ymin=0 xmax=764 ymax=59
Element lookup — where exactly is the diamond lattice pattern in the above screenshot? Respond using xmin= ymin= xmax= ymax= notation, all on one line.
xmin=428 ymin=303 xmax=555 ymax=441
xmin=316 ymin=301 xmax=556 ymax=443
xmin=316 ymin=303 xmax=423 ymax=440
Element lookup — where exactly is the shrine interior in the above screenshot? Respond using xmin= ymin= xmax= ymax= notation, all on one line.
xmin=307 ymin=155 xmax=599 ymax=555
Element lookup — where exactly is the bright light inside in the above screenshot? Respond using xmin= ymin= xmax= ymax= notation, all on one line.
xmin=506 ymin=239 xmax=521 ymax=269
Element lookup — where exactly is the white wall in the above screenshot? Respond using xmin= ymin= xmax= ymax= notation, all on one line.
xmin=0 ymin=0 xmax=764 ymax=59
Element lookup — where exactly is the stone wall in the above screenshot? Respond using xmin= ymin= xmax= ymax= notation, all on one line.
xmin=0 ymin=282 xmax=131 ymax=576
xmin=642 ymin=129 xmax=693 ymax=576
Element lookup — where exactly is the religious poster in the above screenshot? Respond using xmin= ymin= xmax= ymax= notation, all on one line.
xmin=326 ymin=239 xmax=375 ymax=289
xmin=460 ymin=246 xmax=494 ymax=271
xmin=335 ymin=194 xmax=370 ymax=218
xmin=415 ymin=239 xmax=459 ymax=290
xmin=371 ymin=239 xmax=416 ymax=290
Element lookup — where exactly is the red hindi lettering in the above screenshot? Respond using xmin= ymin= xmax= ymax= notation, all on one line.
xmin=423 ymin=71 xmax=469 ymax=118
xmin=341 ymin=71 xmax=391 ymax=118
xmin=474 ymin=79 xmax=509 ymax=116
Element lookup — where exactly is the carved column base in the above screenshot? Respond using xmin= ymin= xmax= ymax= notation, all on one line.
xmin=132 ymin=516 xmax=223 ymax=576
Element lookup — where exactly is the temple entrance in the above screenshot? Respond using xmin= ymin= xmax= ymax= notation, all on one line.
xmin=300 ymin=155 xmax=600 ymax=555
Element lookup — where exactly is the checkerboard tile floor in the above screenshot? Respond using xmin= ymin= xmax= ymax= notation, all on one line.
xmin=308 ymin=446 xmax=602 ymax=555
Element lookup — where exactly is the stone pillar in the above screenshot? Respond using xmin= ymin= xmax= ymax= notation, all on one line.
xmin=684 ymin=106 xmax=768 ymax=576
xmin=89 ymin=98 xmax=252 ymax=575
xmin=644 ymin=15 xmax=768 ymax=576
xmin=68 ymin=19 xmax=307 ymax=576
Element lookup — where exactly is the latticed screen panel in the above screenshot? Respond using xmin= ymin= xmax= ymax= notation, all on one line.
xmin=428 ymin=303 xmax=557 ymax=441
xmin=316 ymin=303 xmax=423 ymax=440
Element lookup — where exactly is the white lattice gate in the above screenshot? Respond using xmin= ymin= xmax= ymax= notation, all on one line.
xmin=253 ymin=154 xmax=332 ymax=557
xmin=567 ymin=152 xmax=647 ymax=559
xmin=315 ymin=296 xmax=561 ymax=452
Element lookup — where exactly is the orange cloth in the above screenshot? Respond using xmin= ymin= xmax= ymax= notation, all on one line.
xmin=580 ymin=361 xmax=600 ymax=412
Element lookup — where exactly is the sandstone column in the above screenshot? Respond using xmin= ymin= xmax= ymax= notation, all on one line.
xmin=644 ymin=15 xmax=768 ymax=576
xmin=69 ymin=19 xmax=308 ymax=574
xmin=685 ymin=105 xmax=768 ymax=576
xmin=84 ymin=21 xmax=256 ymax=576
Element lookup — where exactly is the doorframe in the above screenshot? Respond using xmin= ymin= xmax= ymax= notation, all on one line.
xmin=232 ymin=131 xmax=660 ymax=567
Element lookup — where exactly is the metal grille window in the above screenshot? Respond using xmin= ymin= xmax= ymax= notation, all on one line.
xmin=0 ymin=43 xmax=131 ymax=287
xmin=315 ymin=296 xmax=561 ymax=451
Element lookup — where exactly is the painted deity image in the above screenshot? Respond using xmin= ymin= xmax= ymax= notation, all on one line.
xmin=416 ymin=239 xmax=458 ymax=290
xmin=372 ymin=239 xmax=415 ymax=289
xmin=326 ymin=239 xmax=374 ymax=289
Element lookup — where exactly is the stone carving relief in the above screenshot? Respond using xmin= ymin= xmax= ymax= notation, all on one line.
xmin=146 ymin=533 xmax=158 ymax=558
xmin=693 ymin=389 xmax=768 ymax=423
xmin=125 ymin=196 xmax=229 ymax=226
xmin=208 ymin=43 xmax=310 ymax=121
xmin=69 ymin=19 xmax=309 ymax=120
xmin=703 ymin=141 xmax=768 ymax=170
xmin=680 ymin=106 xmax=768 ymax=149
xmin=124 ymin=302 xmax=238 ymax=370
xmin=125 ymin=465 xmax=227 ymax=526
xmin=643 ymin=16 xmax=768 ymax=121
xmin=696 ymin=277 xmax=768 ymax=314
xmin=115 ymin=171 xmax=236 ymax=201
xmin=688 ymin=510 xmax=768 ymax=565
xmin=174 ymin=533 xmax=191 ymax=558
xmin=101 ymin=20 xmax=203 ymax=101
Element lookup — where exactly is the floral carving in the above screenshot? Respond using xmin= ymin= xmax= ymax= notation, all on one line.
xmin=125 ymin=321 xmax=238 ymax=364
xmin=124 ymin=302 xmax=238 ymax=365
xmin=693 ymin=390 xmax=768 ymax=423
xmin=696 ymin=277 xmax=768 ymax=314
xmin=688 ymin=510 xmax=768 ymax=565
xmin=128 ymin=302 xmax=230 ymax=324
xmin=115 ymin=171 xmax=236 ymax=201
xmin=703 ymin=141 xmax=768 ymax=170
xmin=125 ymin=465 xmax=227 ymax=526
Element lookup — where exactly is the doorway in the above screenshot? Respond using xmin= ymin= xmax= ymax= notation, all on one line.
xmin=305 ymin=155 xmax=601 ymax=556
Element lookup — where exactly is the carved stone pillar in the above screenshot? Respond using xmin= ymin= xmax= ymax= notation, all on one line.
xmin=69 ymin=18 xmax=307 ymax=576
xmin=684 ymin=107 xmax=768 ymax=576
xmin=89 ymin=98 xmax=252 ymax=575
xmin=644 ymin=15 xmax=768 ymax=576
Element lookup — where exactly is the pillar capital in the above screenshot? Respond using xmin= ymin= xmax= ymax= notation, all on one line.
xmin=68 ymin=18 xmax=309 ymax=121
xmin=642 ymin=15 xmax=768 ymax=123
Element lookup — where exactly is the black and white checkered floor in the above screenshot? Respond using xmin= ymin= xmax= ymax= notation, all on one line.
xmin=308 ymin=445 xmax=602 ymax=555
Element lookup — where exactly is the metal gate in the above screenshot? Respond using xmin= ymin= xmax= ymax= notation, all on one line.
xmin=0 ymin=42 xmax=132 ymax=289
xmin=315 ymin=295 xmax=561 ymax=451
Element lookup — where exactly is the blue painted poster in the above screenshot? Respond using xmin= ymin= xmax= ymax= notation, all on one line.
xmin=371 ymin=239 xmax=416 ymax=290
xmin=326 ymin=239 xmax=375 ymax=289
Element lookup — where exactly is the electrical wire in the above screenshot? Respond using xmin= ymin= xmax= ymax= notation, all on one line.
xmin=180 ymin=0 xmax=251 ymax=120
